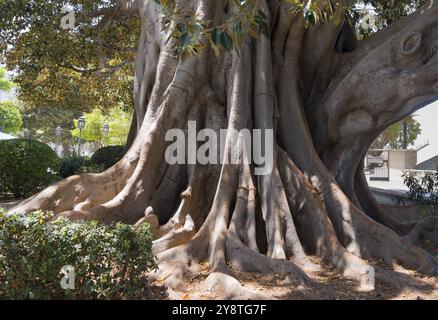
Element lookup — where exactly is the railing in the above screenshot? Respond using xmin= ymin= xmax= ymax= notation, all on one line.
xmin=365 ymin=150 xmax=390 ymax=181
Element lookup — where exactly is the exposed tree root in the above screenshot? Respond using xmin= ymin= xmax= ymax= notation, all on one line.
xmin=201 ymin=272 xmax=273 ymax=300
xmin=375 ymin=268 xmax=438 ymax=295
xmin=404 ymin=217 xmax=438 ymax=246
xmin=225 ymin=233 xmax=312 ymax=287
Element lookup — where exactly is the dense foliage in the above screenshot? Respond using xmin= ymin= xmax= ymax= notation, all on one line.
xmin=0 ymin=0 xmax=429 ymax=114
xmin=70 ymin=107 xmax=131 ymax=145
xmin=91 ymin=145 xmax=125 ymax=169
xmin=363 ymin=0 xmax=427 ymax=26
xmin=21 ymin=106 xmax=81 ymax=145
xmin=0 ymin=139 xmax=59 ymax=197
xmin=58 ymin=155 xmax=90 ymax=178
xmin=58 ymin=145 xmax=126 ymax=178
xmin=0 ymin=67 xmax=14 ymax=91
xmin=0 ymin=101 xmax=22 ymax=134
xmin=371 ymin=115 xmax=422 ymax=150
xmin=403 ymin=169 xmax=438 ymax=206
xmin=0 ymin=210 xmax=157 ymax=299
xmin=0 ymin=0 xmax=137 ymax=112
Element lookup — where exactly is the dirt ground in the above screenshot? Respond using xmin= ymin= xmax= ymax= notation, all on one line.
xmin=150 ymin=257 xmax=438 ymax=300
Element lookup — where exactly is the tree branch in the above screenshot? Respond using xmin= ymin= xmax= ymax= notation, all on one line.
xmin=58 ymin=60 xmax=133 ymax=77
xmin=100 ymin=43 xmax=137 ymax=53
xmin=312 ymin=2 xmax=438 ymax=144
xmin=58 ymin=64 xmax=101 ymax=75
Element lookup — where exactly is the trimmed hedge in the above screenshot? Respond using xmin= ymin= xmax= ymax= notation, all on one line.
xmin=0 ymin=210 xmax=157 ymax=299
xmin=91 ymin=145 xmax=125 ymax=169
xmin=0 ymin=139 xmax=59 ymax=197
xmin=58 ymin=155 xmax=89 ymax=178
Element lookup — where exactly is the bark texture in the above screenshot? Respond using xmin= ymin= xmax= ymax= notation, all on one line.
xmin=12 ymin=0 xmax=438 ymax=292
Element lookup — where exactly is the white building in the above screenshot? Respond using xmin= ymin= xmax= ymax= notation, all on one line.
xmin=0 ymin=131 xmax=17 ymax=140
xmin=415 ymin=101 xmax=438 ymax=164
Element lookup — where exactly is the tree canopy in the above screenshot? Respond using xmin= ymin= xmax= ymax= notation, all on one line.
xmin=362 ymin=0 xmax=427 ymax=25
xmin=0 ymin=0 xmax=429 ymax=113
xmin=0 ymin=67 xmax=14 ymax=92
xmin=70 ymin=107 xmax=131 ymax=145
xmin=0 ymin=101 xmax=22 ymax=134
xmin=21 ymin=106 xmax=81 ymax=143
xmin=0 ymin=0 xmax=138 ymax=112
xmin=371 ymin=115 xmax=422 ymax=150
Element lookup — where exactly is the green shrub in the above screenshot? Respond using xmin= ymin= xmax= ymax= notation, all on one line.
xmin=0 ymin=210 xmax=157 ymax=300
xmin=58 ymin=155 xmax=89 ymax=178
xmin=0 ymin=101 xmax=22 ymax=134
xmin=402 ymin=169 xmax=438 ymax=206
xmin=91 ymin=146 xmax=125 ymax=170
xmin=0 ymin=139 xmax=59 ymax=198
xmin=75 ymin=161 xmax=105 ymax=175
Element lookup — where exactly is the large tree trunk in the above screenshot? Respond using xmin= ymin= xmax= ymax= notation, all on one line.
xmin=12 ymin=0 xmax=438 ymax=292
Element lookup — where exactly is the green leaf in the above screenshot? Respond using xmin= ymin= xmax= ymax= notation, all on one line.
xmin=211 ymin=28 xmax=221 ymax=45
xmin=220 ymin=32 xmax=233 ymax=51
xmin=179 ymin=32 xmax=191 ymax=49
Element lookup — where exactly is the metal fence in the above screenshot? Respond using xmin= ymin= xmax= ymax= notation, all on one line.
xmin=366 ymin=150 xmax=390 ymax=181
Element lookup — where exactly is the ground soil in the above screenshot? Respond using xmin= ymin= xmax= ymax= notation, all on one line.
xmin=150 ymin=257 xmax=438 ymax=300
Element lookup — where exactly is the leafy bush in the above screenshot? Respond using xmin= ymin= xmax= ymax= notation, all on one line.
xmin=402 ymin=169 xmax=438 ymax=205
xmin=76 ymin=163 xmax=105 ymax=174
xmin=58 ymin=155 xmax=106 ymax=178
xmin=0 ymin=210 xmax=157 ymax=300
xmin=0 ymin=139 xmax=59 ymax=197
xmin=91 ymin=146 xmax=125 ymax=170
xmin=58 ymin=155 xmax=89 ymax=178
xmin=0 ymin=101 xmax=22 ymax=134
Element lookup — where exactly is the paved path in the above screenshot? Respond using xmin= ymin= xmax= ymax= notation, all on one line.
xmin=367 ymin=168 xmax=409 ymax=192
xmin=0 ymin=200 xmax=20 ymax=212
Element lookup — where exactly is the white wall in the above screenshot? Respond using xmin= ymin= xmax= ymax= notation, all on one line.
xmin=415 ymin=101 xmax=438 ymax=164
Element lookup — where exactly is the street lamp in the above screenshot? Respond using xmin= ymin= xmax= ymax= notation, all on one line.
xmin=77 ymin=116 xmax=85 ymax=155
xmin=23 ymin=128 xmax=30 ymax=139
xmin=55 ymin=126 xmax=63 ymax=156
xmin=103 ymin=124 xmax=109 ymax=147
xmin=0 ymin=114 xmax=4 ymax=132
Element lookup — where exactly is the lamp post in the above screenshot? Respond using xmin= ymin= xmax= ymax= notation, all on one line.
xmin=103 ymin=124 xmax=109 ymax=147
xmin=0 ymin=114 xmax=4 ymax=132
xmin=77 ymin=116 xmax=85 ymax=155
xmin=55 ymin=126 xmax=63 ymax=157
xmin=23 ymin=128 xmax=30 ymax=139
xmin=402 ymin=120 xmax=408 ymax=150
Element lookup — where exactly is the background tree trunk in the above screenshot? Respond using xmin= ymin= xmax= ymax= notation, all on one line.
xmin=12 ymin=0 xmax=438 ymax=292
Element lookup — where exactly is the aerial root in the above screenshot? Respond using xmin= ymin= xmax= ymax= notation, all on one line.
xmin=277 ymin=144 xmax=438 ymax=275
xmin=225 ymin=174 xmax=312 ymax=288
xmin=225 ymin=233 xmax=312 ymax=287
xmin=148 ymin=155 xmax=380 ymax=292
xmin=375 ymin=268 xmax=438 ymax=296
xmin=277 ymin=150 xmax=378 ymax=290
xmin=404 ymin=216 xmax=438 ymax=247
xmin=133 ymin=185 xmax=200 ymax=255
xmin=243 ymin=184 xmax=259 ymax=252
xmin=151 ymin=215 xmax=196 ymax=255
xmin=10 ymin=152 xmax=138 ymax=217
xmin=150 ymin=244 xmax=201 ymax=290
xmin=149 ymin=171 xmax=312 ymax=291
xmin=200 ymin=272 xmax=274 ymax=300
